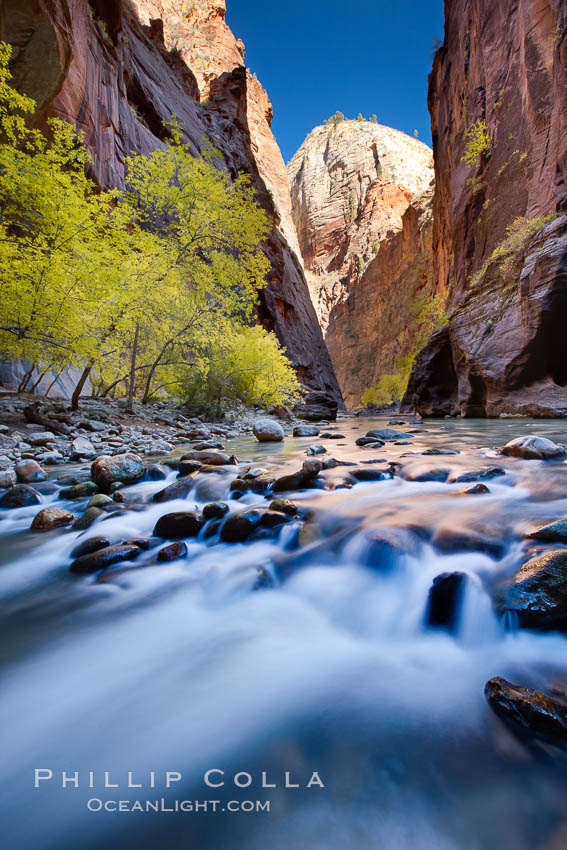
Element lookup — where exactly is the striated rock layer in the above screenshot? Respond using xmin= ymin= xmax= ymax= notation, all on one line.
xmin=288 ymin=121 xmax=434 ymax=407
xmin=403 ymin=0 xmax=567 ymax=417
xmin=0 ymin=0 xmax=341 ymax=403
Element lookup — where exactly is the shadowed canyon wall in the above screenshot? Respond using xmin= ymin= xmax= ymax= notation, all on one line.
xmin=287 ymin=121 xmax=434 ymax=408
xmin=403 ymin=0 xmax=567 ymax=417
xmin=0 ymin=0 xmax=342 ymax=403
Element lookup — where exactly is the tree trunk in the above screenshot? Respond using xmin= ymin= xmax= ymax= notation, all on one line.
xmin=24 ymin=402 xmax=71 ymax=435
xmin=142 ymin=341 xmax=170 ymax=405
xmin=18 ymin=363 xmax=36 ymax=393
xmin=71 ymin=363 xmax=93 ymax=411
xmin=126 ymin=324 xmax=140 ymax=412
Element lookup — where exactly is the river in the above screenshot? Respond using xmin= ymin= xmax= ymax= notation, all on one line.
xmin=2 ymin=415 xmax=567 ymax=850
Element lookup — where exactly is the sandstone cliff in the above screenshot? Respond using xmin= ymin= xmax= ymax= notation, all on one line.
xmin=287 ymin=120 xmax=434 ymax=407
xmin=0 ymin=0 xmax=341 ymax=403
xmin=403 ymin=0 xmax=567 ymax=417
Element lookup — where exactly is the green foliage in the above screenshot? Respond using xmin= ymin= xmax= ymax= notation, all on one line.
xmin=180 ymin=324 xmax=303 ymax=417
xmin=0 ymin=43 xmax=294 ymax=413
xmin=357 ymin=113 xmax=364 ymax=122
xmin=361 ymin=294 xmax=448 ymax=406
xmin=469 ymin=214 xmax=558 ymax=288
xmin=325 ymin=110 xmax=345 ymax=126
xmin=348 ymin=190 xmax=356 ymax=222
xmin=413 ymin=129 xmax=419 ymax=138
xmin=371 ymin=114 xmax=378 ymax=124
xmin=461 ymin=119 xmax=492 ymax=168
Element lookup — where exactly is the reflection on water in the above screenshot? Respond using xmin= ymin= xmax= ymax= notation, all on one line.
xmin=2 ymin=416 xmax=567 ymax=850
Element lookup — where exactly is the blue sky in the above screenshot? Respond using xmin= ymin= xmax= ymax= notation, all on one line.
xmin=226 ymin=0 xmax=445 ymax=162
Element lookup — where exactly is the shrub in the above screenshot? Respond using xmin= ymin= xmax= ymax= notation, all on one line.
xmin=461 ymin=119 xmax=492 ymax=168
xmin=469 ymin=214 xmax=558 ymax=288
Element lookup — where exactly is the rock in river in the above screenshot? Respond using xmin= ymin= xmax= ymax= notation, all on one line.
xmin=153 ymin=512 xmax=204 ymax=540
xmin=252 ymin=419 xmax=285 ymax=442
xmin=153 ymin=473 xmax=199 ymax=503
xmin=220 ymin=509 xmax=291 ymax=543
xmin=71 ymin=536 xmax=111 ymax=558
xmin=31 ymin=508 xmax=74 ymax=531
xmin=526 ymin=517 xmax=567 ymax=542
xmin=180 ymin=450 xmax=234 ymax=466
xmin=293 ymin=424 xmax=320 ymax=438
xmin=425 ymin=572 xmax=468 ymax=633
xmin=502 ymin=435 xmax=566 ymax=460
xmin=15 ymin=459 xmax=46 ymax=484
xmin=91 ymin=453 xmax=144 ymax=490
xmin=70 ymin=544 xmax=142 ymax=574
xmin=485 ymin=677 xmax=567 ymax=746
xmin=0 ymin=484 xmax=42 ymax=509
xmin=494 ymin=549 xmax=567 ymax=629
xmin=157 ymin=541 xmax=188 ymax=562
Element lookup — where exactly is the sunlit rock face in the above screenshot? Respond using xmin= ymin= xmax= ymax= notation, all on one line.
xmin=287 ymin=121 xmax=434 ymax=407
xmin=0 ymin=0 xmax=341 ymax=402
xmin=403 ymin=0 xmax=567 ymax=418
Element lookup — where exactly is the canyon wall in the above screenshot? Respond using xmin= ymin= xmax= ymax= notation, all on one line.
xmin=0 ymin=0 xmax=341 ymax=403
xmin=287 ymin=121 xmax=434 ymax=407
xmin=403 ymin=0 xmax=567 ymax=417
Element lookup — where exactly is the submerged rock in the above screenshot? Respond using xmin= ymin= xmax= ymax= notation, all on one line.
xmin=70 ymin=543 xmax=142 ymax=574
xmin=153 ymin=473 xmax=199 ymax=503
xmin=485 ymin=677 xmax=567 ymax=745
xmin=306 ymin=444 xmax=326 ymax=456
xmin=59 ymin=481 xmax=99 ymax=500
xmin=31 ymin=508 xmax=74 ymax=531
xmin=350 ymin=468 xmax=390 ymax=482
xmin=229 ymin=476 xmax=275 ymax=494
xmin=422 ymin=448 xmax=459 ymax=456
xmin=355 ymin=436 xmax=384 ymax=447
xmin=272 ymin=461 xmax=321 ymax=492
xmin=0 ymin=484 xmax=42 ymax=508
xmin=450 ymin=467 xmax=505 ymax=483
xmin=153 ymin=512 xmax=204 ymax=540
xmin=91 ymin=453 xmax=144 ymax=489
xmin=72 ymin=507 xmax=103 ymax=530
xmin=425 ymin=572 xmax=468 ymax=633
xmin=502 ymin=435 xmax=566 ymax=460
xmin=269 ymin=498 xmax=298 ymax=516
xmin=252 ymin=419 xmax=285 ymax=442
xmin=432 ymin=527 xmax=506 ymax=559
xmin=364 ymin=526 xmax=421 ymax=570
xmin=526 ymin=517 xmax=567 ymax=542
xmin=494 ymin=549 xmax=567 ymax=629
xmin=463 ymin=483 xmax=490 ymax=495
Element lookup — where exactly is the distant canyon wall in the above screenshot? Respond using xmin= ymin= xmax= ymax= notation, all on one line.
xmin=0 ymin=0 xmax=341 ymax=403
xmin=403 ymin=0 xmax=567 ymax=417
xmin=288 ymin=121 xmax=434 ymax=407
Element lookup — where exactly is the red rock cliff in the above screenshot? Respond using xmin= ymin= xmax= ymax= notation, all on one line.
xmin=288 ymin=120 xmax=434 ymax=407
xmin=0 ymin=0 xmax=341 ymax=403
xmin=404 ymin=0 xmax=567 ymax=417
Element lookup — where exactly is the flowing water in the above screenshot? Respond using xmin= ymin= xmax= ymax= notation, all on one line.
xmin=2 ymin=416 xmax=567 ymax=850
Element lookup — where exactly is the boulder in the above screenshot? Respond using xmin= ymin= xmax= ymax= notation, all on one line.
xmin=15 ymin=459 xmax=46 ymax=484
xmin=293 ymin=424 xmax=320 ymax=438
xmin=72 ymin=507 xmax=103 ymax=530
xmin=355 ymin=436 xmax=384 ymax=447
xmin=157 ymin=541 xmax=188 ymax=562
xmin=484 ymin=677 xmax=567 ymax=745
xmin=176 ymin=460 xmax=203 ymax=476
xmin=180 ymin=450 xmax=234 ymax=466
xmin=31 ymin=507 xmax=75 ymax=531
xmin=366 ymin=428 xmax=410 ymax=441
xmin=295 ymin=390 xmax=338 ymax=422
xmin=71 ymin=536 xmax=111 ymax=558
xmin=502 ymin=435 xmax=566 ymax=460
xmin=71 ymin=436 xmax=95 ymax=459
xmin=70 ymin=543 xmax=142 ymax=574
xmin=269 ymin=498 xmax=298 ymax=516
xmin=526 ymin=517 xmax=567 ymax=542
xmin=153 ymin=512 xmax=204 ymax=539
xmin=0 ymin=468 xmax=17 ymax=488
xmin=87 ymin=494 xmax=114 ymax=509
xmin=252 ymin=419 xmax=285 ymax=442
xmin=59 ymin=481 xmax=99 ymax=500
xmin=425 ymin=572 xmax=468 ymax=633
xmin=494 ymin=549 xmax=567 ymax=629
xmin=28 ymin=431 xmax=56 ymax=446
xmin=152 ymin=473 xmax=199 ymax=503
xmin=91 ymin=453 xmax=144 ymax=490
xmin=203 ymin=501 xmax=230 ymax=520
xmin=0 ymin=484 xmax=41 ymax=508
xmin=220 ymin=509 xmax=291 ymax=543
xmin=306 ymin=444 xmax=326 ymax=456
xmin=229 ymin=476 xmax=275 ymax=493
xmin=463 ymin=483 xmax=490 ymax=494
